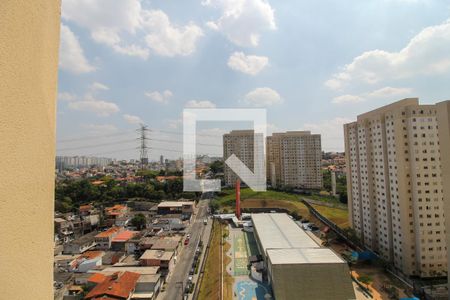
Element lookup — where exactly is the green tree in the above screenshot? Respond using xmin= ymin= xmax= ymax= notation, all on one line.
xmin=358 ymin=275 xmax=373 ymax=288
xmin=131 ymin=213 xmax=147 ymax=230
xmin=209 ymin=160 xmax=224 ymax=174
xmin=322 ymin=170 xmax=332 ymax=191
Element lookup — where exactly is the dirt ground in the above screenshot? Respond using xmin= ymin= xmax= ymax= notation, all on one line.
xmin=328 ymin=240 xmax=413 ymax=300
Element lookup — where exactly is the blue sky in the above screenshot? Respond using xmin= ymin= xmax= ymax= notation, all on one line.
xmin=56 ymin=0 xmax=450 ymax=160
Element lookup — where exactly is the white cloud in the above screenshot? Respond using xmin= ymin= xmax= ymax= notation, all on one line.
xmin=203 ymin=0 xmax=276 ymax=47
xmin=68 ymin=95 xmax=120 ymax=116
xmin=61 ymin=0 xmax=202 ymax=59
xmin=242 ymin=87 xmax=283 ymax=107
xmin=58 ymin=92 xmax=77 ymax=102
xmin=112 ymin=44 xmax=150 ymax=59
xmin=123 ymin=114 xmax=143 ymax=125
xmin=325 ymin=19 xmax=450 ymax=90
xmin=227 ymin=52 xmax=269 ymax=75
xmin=81 ymin=124 xmax=118 ymax=135
xmin=365 ymin=86 xmax=413 ymax=98
xmin=145 ymin=90 xmax=173 ymax=104
xmin=142 ymin=10 xmax=204 ymax=57
xmin=332 ymin=86 xmax=413 ymax=104
xmin=62 ymin=0 xmax=142 ymax=33
xmin=90 ymin=82 xmax=109 ymax=91
xmin=303 ymin=117 xmax=353 ymax=151
xmin=59 ymin=24 xmax=95 ymax=74
xmin=332 ymin=94 xmax=364 ymax=104
xmin=185 ymin=100 xmax=217 ymax=108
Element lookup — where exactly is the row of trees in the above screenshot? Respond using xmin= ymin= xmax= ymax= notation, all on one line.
xmin=55 ymin=174 xmax=197 ymax=213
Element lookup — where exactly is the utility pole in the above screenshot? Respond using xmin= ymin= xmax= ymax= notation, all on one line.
xmin=137 ymin=124 xmax=150 ymax=170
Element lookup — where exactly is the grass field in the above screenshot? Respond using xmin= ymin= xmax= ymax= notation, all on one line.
xmin=215 ymin=188 xmax=349 ymax=228
xmin=198 ymin=221 xmax=221 ymax=300
xmin=198 ymin=221 xmax=234 ymax=300
xmin=311 ymin=204 xmax=349 ymax=228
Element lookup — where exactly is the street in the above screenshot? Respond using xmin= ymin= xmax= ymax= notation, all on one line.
xmin=161 ymin=198 xmax=211 ymax=300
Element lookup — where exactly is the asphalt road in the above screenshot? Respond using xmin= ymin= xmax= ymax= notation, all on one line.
xmin=162 ymin=198 xmax=210 ymax=300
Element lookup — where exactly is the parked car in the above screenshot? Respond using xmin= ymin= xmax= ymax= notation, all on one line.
xmin=203 ymin=219 xmax=208 ymax=225
xmin=184 ymin=238 xmax=190 ymax=246
xmin=308 ymin=224 xmax=320 ymax=232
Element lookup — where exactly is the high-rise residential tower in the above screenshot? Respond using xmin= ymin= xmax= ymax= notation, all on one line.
xmin=344 ymin=98 xmax=449 ymax=277
xmin=266 ymin=131 xmax=322 ymax=190
xmin=223 ymin=130 xmax=264 ymax=187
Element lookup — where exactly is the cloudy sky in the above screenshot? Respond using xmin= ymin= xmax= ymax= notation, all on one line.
xmin=57 ymin=0 xmax=450 ymax=160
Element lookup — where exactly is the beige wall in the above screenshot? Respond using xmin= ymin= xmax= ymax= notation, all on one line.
xmin=436 ymin=100 xmax=450 ymax=292
xmin=0 ymin=1 xmax=60 ymax=299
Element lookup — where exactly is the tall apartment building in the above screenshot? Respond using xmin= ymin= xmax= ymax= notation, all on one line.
xmin=266 ymin=131 xmax=322 ymax=189
xmin=223 ymin=130 xmax=264 ymax=186
xmin=344 ymin=98 xmax=450 ymax=277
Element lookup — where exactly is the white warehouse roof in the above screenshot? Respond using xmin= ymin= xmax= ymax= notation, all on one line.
xmin=267 ymin=248 xmax=344 ymax=265
xmin=251 ymin=213 xmax=319 ymax=253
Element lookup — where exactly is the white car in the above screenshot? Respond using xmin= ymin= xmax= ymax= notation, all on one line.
xmin=186 ymin=234 xmax=191 ymax=239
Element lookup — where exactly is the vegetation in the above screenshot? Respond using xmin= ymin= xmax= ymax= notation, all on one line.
xmin=130 ymin=213 xmax=146 ymax=230
xmin=198 ymin=221 xmax=223 ymax=300
xmin=322 ymin=170 xmax=348 ymax=203
xmin=358 ymin=275 xmax=373 ymax=288
xmin=310 ymin=204 xmax=349 ymax=228
xmin=212 ymin=188 xmax=350 ymax=228
xmin=209 ymin=160 xmax=224 ymax=174
xmin=54 ymin=176 xmax=199 ymax=213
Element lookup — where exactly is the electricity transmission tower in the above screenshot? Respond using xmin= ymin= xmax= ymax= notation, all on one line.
xmin=137 ymin=124 xmax=150 ymax=169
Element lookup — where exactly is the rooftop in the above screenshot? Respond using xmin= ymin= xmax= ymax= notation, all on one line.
xmin=87 ymin=273 xmax=107 ymax=284
xmin=112 ymin=230 xmax=138 ymax=243
xmin=157 ymin=201 xmax=195 ymax=208
xmin=151 ymin=238 xmax=179 ymax=250
xmin=267 ymin=248 xmax=345 ymax=265
xmin=251 ymin=213 xmax=319 ymax=253
xmin=95 ymin=227 xmax=121 ymax=238
xmin=68 ymin=231 xmax=97 ymax=246
xmin=85 ymin=271 xmax=140 ymax=299
xmin=137 ymin=274 xmax=161 ymax=283
xmin=79 ymin=250 xmax=104 ymax=260
xmin=101 ymin=266 xmax=160 ymax=275
xmin=139 ymin=250 xmax=174 ymax=261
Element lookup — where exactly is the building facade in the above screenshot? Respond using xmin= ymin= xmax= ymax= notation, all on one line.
xmin=266 ymin=131 xmax=322 ymax=189
xmin=344 ymin=98 xmax=449 ymax=277
xmin=223 ymin=130 xmax=264 ymax=186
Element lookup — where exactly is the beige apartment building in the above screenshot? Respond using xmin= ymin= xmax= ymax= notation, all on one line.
xmin=267 ymin=131 xmax=322 ymax=190
xmin=223 ymin=130 xmax=264 ymax=186
xmin=344 ymin=98 xmax=450 ymax=277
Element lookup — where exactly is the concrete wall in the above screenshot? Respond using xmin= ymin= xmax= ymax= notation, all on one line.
xmin=270 ymin=263 xmax=356 ymax=300
xmin=0 ymin=1 xmax=60 ymax=299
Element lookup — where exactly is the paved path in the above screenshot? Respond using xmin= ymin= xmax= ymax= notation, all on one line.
xmin=160 ymin=199 xmax=211 ymax=300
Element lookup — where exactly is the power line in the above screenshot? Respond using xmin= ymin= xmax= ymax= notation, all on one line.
xmin=57 ymin=139 xmax=136 ymax=151
xmin=57 ymin=129 xmax=135 ymax=143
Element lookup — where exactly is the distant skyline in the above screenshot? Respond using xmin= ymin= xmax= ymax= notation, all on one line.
xmin=57 ymin=0 xmax=450 ymax=159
